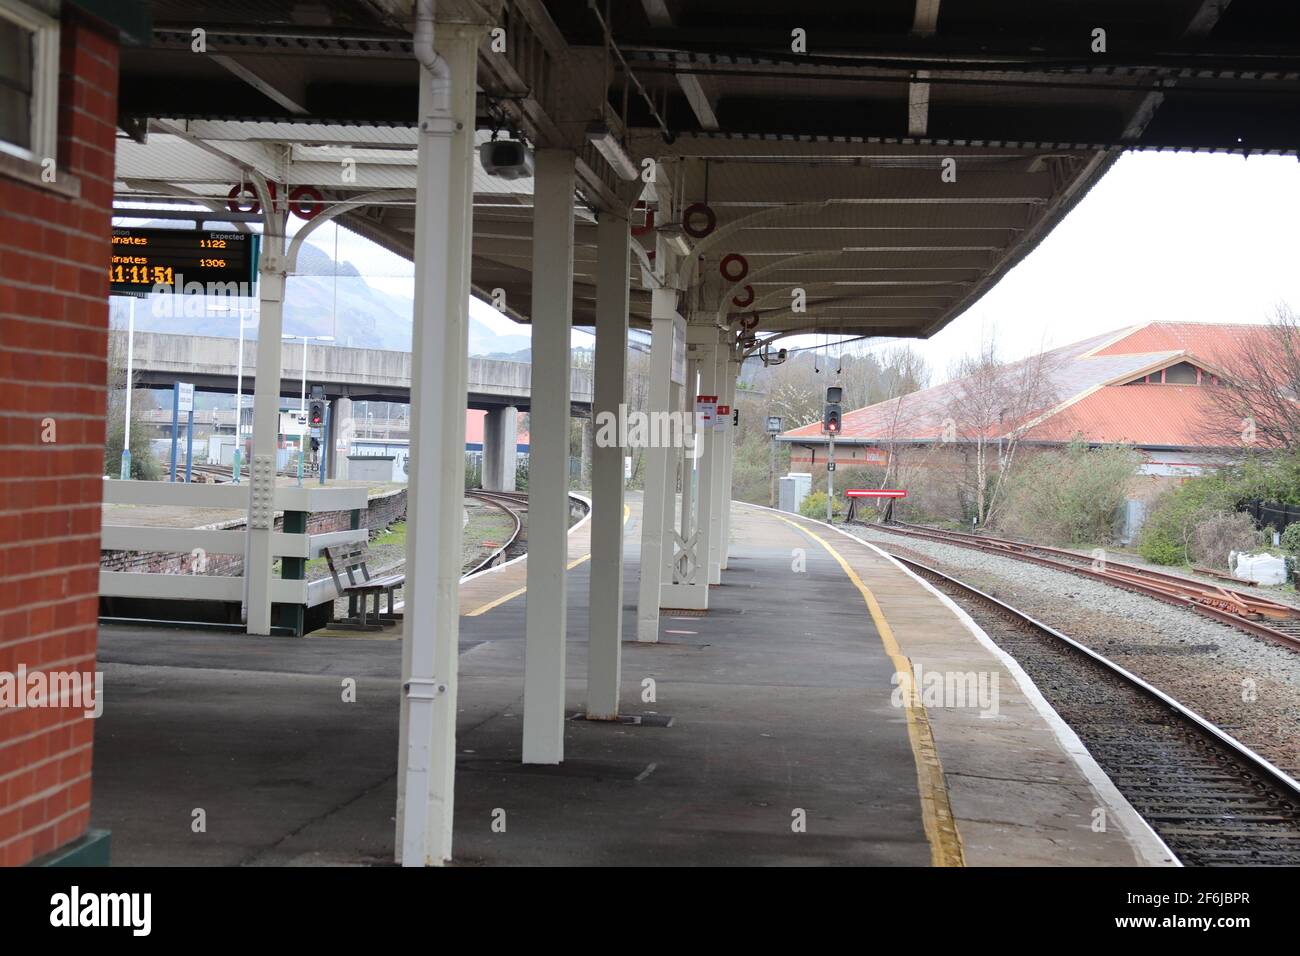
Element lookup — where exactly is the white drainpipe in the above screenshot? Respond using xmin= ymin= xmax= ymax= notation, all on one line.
xmin=413 ymin=0 xmax=452 ymax=113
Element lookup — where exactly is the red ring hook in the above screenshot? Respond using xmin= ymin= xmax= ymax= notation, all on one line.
xmin=731 ymin=284 xmax=754 ymax=308
xmin=289 ymin=185 xmax=324 ymax=220
xmin=719 ymin=253 xmax=748 ymax=283
xmin=682 ymin=202 xmax=716 ymax=239
xmin=227 ymin=183 xmax=260 ymax=215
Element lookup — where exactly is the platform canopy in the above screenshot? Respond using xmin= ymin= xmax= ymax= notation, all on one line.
xmin=113 ymin=0 xmax=1300 ymax=341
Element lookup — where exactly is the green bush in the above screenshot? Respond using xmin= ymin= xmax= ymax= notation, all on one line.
xmin=1281 ymin=522 xmax=1300 ymax=555
xmin=799 ymin=490 xmax=844 ymax=520
xmin=1132 ymin=452 xmax=1300 ymax=565
xmin=1137 ymin=474 xmax=1237 ymax=565
xmin=1000 ymin=442 xmax=1139 ymax=546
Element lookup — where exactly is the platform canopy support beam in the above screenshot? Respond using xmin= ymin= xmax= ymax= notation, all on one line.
xmin=720 ymin=348 xmax=738 ymax=569
xmin=522 ymin=148 xmax=577 ymax=764
xmin=396 ymin=19 xmax=483 ymax=867
xmin=636 ymin=238 xmax=681 ymax=643
xmin=691 ymin=329 xmax=722 ymax=586
xmin=244 ymin=176 xmax=289 ymax=637
xmin=586 ymin=210 xmax=631 ymax=720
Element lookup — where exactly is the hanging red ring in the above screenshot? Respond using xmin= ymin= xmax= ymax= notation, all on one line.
xmin=289 ymin=185 xmax=324 ymax=220
xmin=227 ymin=183 xmax=260 ymax=214
xmin=739 ymin=311 xmax=760 ymax=331
xmin=682 ymin=202 xmax=716 ymax=239
xmin=631 ymin=201 xmax=655 ymax=237
xmin=719 ymin=253 xmax=748 ymax=282
xmin=731 ymin=284 xmax=754 ymax=308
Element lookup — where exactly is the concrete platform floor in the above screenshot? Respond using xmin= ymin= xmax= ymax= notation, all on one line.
xmin=89 ymin=496 xmax=1171 ymax=866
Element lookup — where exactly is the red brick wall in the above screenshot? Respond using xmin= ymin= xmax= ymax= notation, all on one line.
xmin=0 ymin=12 xmax=119 ymax=867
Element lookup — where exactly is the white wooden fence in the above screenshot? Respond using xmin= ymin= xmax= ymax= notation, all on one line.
xmin=99 ymin=479 xmax=369 ymax=608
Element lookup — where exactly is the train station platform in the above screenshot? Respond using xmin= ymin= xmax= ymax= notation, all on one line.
xmin=89 ymin=497 xmax=1173 ymax=866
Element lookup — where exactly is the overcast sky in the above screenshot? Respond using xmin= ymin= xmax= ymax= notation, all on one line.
xmin=867 ymin=150 xmax=1300 ymax=383
xmin=304 ymin=150 xmax=1300 ymax=382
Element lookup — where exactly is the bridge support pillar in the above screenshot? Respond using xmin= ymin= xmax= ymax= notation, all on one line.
xmin=522 ymin=148 xmax=576 ymax=765
xmin=328 ymin=396 xmax=353 ymax=480
xmin=586 ymin=211 xmax=630 ymax=720
xmin=482 ymin=405 xmax=517 ymax=491
xmin=396 ymin=21 xmax=482 ymax=867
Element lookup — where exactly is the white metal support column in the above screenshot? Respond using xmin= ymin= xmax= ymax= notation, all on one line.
xmin=396 ymin=18 xmax=481 ymax=867
xmin=636 ymin=248 xmax=680 ymax=643
xmin=586 ymin=211 xmax=630 ymax=719
xmin=661 ymin=326 xmax=686 ymax=594
xmin=720 ymin=353 xmax=738 ymax=569
xmin=244 ymin=180 xmax=288 ymax=637
xmin=522 ymin=148 xmax=577 ymax=764
xmin=690 ymin=328 xmax=718 ymax=591
xmin=707 ymin=333 xmax=726 ymax=583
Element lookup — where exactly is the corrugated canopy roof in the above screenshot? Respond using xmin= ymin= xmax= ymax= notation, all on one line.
xmin=112 ymin=2 xmax=1300 ymax=338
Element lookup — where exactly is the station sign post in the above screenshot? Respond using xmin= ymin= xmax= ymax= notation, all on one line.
xmin=169 ymin=381 xmax=195 ymax=483
xmin=695 ymin=394 xmax=718 ymax=429
xmin=765 ymin=416 xmax=783 ymax=507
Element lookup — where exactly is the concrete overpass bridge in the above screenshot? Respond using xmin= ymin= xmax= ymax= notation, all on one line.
xmin=124 ymin=330 xmax=593 ymax=410
xmin=125 ymin=330 xmax=590 ymax=488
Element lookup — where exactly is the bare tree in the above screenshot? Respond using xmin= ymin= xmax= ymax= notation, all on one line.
xmin=624 ymin=348 xmax=652 ymax=485
xmin=866 ymin=346 xmax=932 ymax=520
xmin=766 ymin=360 xmax=824 ymax=428
xmin=1199 ymin=306 xmax=1300 ymax=452
xmin=947 ymin=338 xmax=1061 ymax=526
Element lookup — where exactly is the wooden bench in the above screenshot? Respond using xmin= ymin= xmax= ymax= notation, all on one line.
xmin=322 ymin=544 xmax=405 ymax=630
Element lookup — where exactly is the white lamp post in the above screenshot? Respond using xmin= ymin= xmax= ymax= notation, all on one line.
xmin=282 ymin=332 xmax=335 ymax=483
xmin=119 ymin=298 xmax=135 ymax=480
xmin=282 ymin=332 xmax=335 ymax=414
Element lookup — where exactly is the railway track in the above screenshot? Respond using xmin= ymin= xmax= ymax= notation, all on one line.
xmin=870 ymin=521 xmax=1300 ymax=652
xmin=891 ymin=552 xmax=1300 ymax=866
xmin=463 ymin=490 xmax=528 ymax=576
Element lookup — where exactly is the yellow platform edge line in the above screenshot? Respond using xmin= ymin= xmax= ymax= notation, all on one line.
xmin=464 ymin=504 xmax=630 ymax=618
xmin=772 ymin=513 xmax=966 ymax=868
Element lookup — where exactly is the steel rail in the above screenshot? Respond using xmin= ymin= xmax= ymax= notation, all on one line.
xmin=891 ymin=520 xmax=1292 ymax=613
xmin=872 ymin=522 xmax=1300 ymax=653
xmin=463 ymin=490 xmax=525 ymax=577
xmin=891 ymin=552 xmax=1300 ymax=806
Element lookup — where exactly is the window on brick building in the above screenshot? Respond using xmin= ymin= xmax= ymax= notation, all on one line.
xmin=0 ymin=0 xmax=59 ymax=164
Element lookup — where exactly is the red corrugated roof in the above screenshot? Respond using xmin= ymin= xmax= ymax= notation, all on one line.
xmin=1029 ymin=384 xmax=1219 ymax=446
xmin=783 ymin=321 xmax=1272 ymax=449
xmin=1089 ymin=321 xmax=1272 ymax=370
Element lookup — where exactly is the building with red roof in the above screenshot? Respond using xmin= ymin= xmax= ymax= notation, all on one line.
xmin=779 ymin=321 xmax=1273 ymax=480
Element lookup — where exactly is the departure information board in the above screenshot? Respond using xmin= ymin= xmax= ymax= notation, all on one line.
xmin=109 ymin=227 xmax=257 ymax=294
